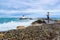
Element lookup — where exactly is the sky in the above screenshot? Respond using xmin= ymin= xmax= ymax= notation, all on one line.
xmin=0 ymin=0 xmax=60 ymax=18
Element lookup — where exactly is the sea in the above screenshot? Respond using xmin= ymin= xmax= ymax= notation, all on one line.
xmin=0 ymin=18 xmax=36 ymax=31
xmin=0 ymin=17 xmax=60 ymax=31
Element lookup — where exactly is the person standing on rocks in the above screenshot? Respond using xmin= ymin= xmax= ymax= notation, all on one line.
xmin=47 ymin=12 xmax=50 ymax=23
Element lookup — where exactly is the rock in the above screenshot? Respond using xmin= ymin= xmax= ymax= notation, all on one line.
xmin=0 ymin=24 xmax=59 ymax=40
xmin=31 ymin=23 xmax=43 ymax=26
xmin=0 ymin=33 xmax=4 ymax=38
xmin=32 ymin=20 xmax=46 ymax=24
xmin=55 ymin=20 xmax=60 ymax=23
xmin=17 ymin=26 xmax=25 ymax=30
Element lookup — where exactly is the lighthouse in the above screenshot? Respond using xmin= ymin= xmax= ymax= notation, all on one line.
xmin=22 ymin=15 xmax=26 ymax=19
xmin=20 ymin=15 xmax=27 ymax=20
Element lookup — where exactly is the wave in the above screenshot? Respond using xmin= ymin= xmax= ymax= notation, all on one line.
xmin=0 ymin=20 xmax=35 ymax=31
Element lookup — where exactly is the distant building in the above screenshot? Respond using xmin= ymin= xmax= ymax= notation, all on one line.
xmin=22 ymin=15 xmax=26 ymax=19
xmin=20 ymin=15 xmax=27 ymax=20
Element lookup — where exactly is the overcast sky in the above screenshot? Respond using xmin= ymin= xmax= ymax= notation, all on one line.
xmin=0 ymin=0 xmax=60 ymax=17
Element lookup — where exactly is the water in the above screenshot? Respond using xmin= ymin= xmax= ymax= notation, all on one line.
xmin=0 ymin=18 xmax=60 ymax=31
xmin=0 ymin=18 xmax=36 ymax=31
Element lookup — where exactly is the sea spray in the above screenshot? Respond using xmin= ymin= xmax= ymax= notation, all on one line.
xmin=0 ymin=18 xmax=36 ymax=31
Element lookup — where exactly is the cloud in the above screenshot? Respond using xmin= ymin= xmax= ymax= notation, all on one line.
xmin=0 ymin=0 xmax=60 ymax=17
xmin=0 ymin=9 xmax=60 ymax=14
xmin=0 ymin=0 xmax=59 ymax=10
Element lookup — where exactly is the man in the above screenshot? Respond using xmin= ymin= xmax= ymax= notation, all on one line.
xmin=47 ymin=12 xmax=50 ymax=23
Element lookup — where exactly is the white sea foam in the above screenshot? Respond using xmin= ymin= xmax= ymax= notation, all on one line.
xmin=0 ymin=20 xmax=35 ymax=31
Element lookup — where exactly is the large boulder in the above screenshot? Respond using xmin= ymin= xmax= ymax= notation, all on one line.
xmin=32 ymin=20 xmax=46 ymax=24
xmin=17 ymin=26 xmax=25 ymax=30
xmin=0 ymin=33 xmax=4 ymax=39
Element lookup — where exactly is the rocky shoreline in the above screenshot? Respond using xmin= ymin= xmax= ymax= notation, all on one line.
xmin=0 ymin=19 xmax=60 ymax=40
